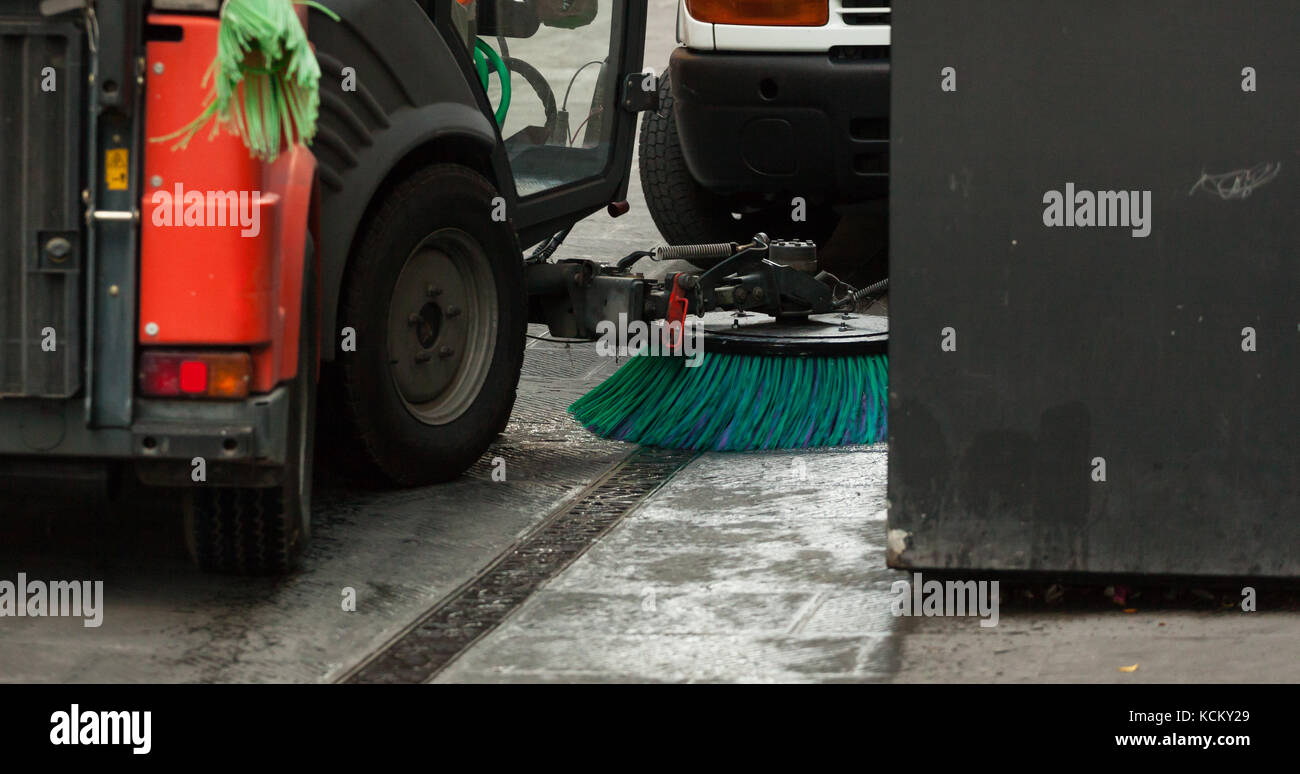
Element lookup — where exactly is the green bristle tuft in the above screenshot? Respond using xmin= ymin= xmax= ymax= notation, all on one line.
xmin=568 ymin=351 xmax=888 ymax=451
xmin=152 ymin=0 xmax=340 ymax=162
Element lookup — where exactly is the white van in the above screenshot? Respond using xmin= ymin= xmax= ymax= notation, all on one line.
xmin=640 ymin=0 xmax=890 ymax=246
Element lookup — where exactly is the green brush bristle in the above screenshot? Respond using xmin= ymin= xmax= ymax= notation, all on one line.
xmin=568 ymin=351 xmax=888 ymax=451
xmin=152 ymin=0 xmax=339 ymax=162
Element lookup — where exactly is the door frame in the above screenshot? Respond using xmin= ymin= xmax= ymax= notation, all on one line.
xmin=431 ymin=0 xmax=649 ymax=247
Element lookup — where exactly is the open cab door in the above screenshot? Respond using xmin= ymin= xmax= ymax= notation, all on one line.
xmin=451 ymin=0 xmax=651 ymax=246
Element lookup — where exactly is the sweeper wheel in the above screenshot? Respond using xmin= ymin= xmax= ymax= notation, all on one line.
xmin=332 ymin=164 xmax=526 ymax=486
xmin=184 ymin=238 xmax=318 ymax=575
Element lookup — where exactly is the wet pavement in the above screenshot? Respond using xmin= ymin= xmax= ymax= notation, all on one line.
xmin=5 ymin=318 xmax=1291 ymax=683
xmin=0 ymin=335 xmax=630 ymax=683
xmin=435 ymin=446 xmax=898 ymax=683
xmin=1 ymin=0 xmax=1295 ymax=685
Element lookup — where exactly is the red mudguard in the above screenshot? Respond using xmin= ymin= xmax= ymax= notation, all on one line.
xmin=140 ymin=13 xmax=317 ymax=392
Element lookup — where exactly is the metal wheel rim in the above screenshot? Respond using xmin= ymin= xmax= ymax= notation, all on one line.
xmin=386 ymin=228 xmax=498 ymax=426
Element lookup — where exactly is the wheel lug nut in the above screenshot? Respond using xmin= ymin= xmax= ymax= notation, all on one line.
xmin=438 ymin=346 xmax=454 ymax=358
xmin=445 ymin=306 xmax=460 ymax=318
xmin=408 ymin=313 xmax=421 ymax=325
xmin=426 ymin=284 xmax=441 ymax=298
xmin=415 ymin=351 xmax=432 ymax=363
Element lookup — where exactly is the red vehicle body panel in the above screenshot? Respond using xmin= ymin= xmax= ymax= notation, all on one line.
xmin=140 ymin=13 xmax=317 ymax=393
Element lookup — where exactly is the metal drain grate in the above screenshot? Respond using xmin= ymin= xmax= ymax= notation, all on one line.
xmin=341 ymin=447 xmax=698 ymax=684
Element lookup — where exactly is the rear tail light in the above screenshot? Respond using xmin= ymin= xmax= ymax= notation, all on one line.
xmin=686 ymin=0 xmax=829 ymax=26
xmin=139 ymin=351 xmax=252 ymax=398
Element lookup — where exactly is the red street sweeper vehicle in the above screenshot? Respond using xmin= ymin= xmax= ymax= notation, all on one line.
xmin=3 ymin=0 xmax=886 ymax=574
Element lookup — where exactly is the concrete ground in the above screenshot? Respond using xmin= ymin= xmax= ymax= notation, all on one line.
xmin=0 ymin=0 xmax=1294 ymax=684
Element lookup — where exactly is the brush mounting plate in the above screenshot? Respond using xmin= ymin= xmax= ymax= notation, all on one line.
xmin=699 ymin=312 xmax=888 ymax=356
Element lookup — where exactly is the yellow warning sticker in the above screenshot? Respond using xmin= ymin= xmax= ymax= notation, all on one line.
xmin=105 ymin=149 xmax=129 ymax=191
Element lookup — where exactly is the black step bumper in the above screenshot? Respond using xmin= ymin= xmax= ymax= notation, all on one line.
xmin=668 ymin=47 xmax=889 ymax=204
xmin=0 ymin=388 xmax=289 ymax=466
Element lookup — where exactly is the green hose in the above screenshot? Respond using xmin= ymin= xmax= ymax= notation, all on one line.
xmin=472 ymin=38 xmax=511 ymax=126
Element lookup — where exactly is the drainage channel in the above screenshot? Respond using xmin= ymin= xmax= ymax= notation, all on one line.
xmin=340 ymin=447 xmax=699 ymax=684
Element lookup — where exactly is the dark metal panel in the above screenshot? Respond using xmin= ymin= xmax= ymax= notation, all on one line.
xmin=888 ymin=0 xmax=1300 ymax=576
xmin=0 ymin=396 xmax=133 ymax=457
xmin=0 ymin=18 xmax=84 ymax=398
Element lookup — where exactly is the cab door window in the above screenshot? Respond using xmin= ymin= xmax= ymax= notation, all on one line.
xmin=475 ymin=0 xmax=624 ymax=196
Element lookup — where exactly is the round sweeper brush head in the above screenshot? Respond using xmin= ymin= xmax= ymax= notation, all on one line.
xmin=568 ymin=312 xmax=888 ymax=451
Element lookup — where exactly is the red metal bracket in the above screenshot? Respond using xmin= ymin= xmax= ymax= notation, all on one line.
xmin=665 ymin=273 xmax=689 ymax=351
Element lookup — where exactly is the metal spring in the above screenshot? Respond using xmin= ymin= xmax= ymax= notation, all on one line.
xmin=652 ymin=242 xmax=736 ymax=262
xmin=852 ymin=278 xmax=889 ymax=302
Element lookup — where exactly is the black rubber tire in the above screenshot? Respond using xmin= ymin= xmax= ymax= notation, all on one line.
xmin=638 ymin=71 xmax=840 ymax=247
xmin=184 ymin=239 xmax=318 ymax=575
xmin=334 ymin=164 xmax=525 ymax=487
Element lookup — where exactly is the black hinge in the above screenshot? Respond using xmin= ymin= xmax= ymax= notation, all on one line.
xmin=620 ymin=71 xmax=659 ymax=113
